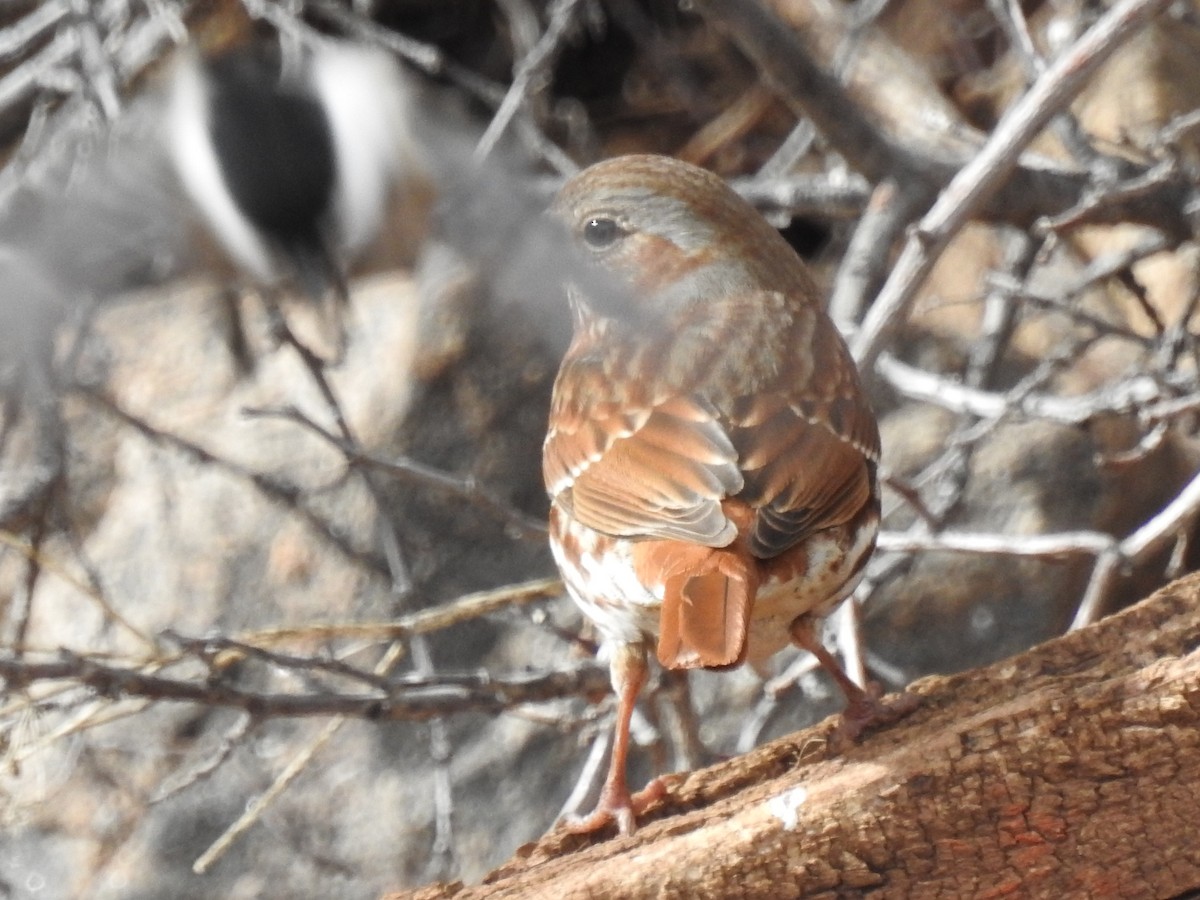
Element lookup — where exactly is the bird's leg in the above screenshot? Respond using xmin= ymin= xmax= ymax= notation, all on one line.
xmin=565 ymin=642 xmax=667 ymax=836
xmin=789 ymin=616 xmax=918 ymax=742
xmin=217 ymin=285 xmax=256 ymax=374
xmin=261 ymin=285 xmax=290 ymax=355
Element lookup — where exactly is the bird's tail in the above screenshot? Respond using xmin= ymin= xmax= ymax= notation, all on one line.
xmin=648 ymin=544 xmax=756 ymax=671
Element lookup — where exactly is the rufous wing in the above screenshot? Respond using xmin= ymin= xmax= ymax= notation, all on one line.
xmin=730 ymin=317 xmax=879 ymax=560
xmin=545 ymin=389 xmax=744 ymax=547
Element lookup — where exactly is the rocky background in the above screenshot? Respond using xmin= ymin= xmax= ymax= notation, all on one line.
xmin=1 ymin=1 xmax=1199 ymax=897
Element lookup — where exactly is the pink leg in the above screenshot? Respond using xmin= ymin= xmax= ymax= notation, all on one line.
xmin=790 ymin=616 xmax=918 ymax=742
xmin=565 ymin=643 xmax=667 ymax=836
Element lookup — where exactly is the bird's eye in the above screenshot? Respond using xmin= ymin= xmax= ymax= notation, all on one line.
xmin=581 ymin=217 xmax=623 ymax=250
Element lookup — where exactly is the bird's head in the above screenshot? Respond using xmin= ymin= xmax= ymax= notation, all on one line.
xmin=552 ymin=155 xmax=807 ymax=333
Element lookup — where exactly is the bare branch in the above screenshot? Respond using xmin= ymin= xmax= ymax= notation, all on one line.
xmin=244 ymin=404 xmax=547 ymax=542
xmin=875 ymin=353 xmax=1168 ymax=425
xmin=242 ymin=576 xmax=564 ymax=646
xmin=475 ymin=0 xmax=587 ymax=165
xmin=852 ymin=0 xmax=1174 ymax=369
xmin=0 ymin=650 xmax=608 ymax=722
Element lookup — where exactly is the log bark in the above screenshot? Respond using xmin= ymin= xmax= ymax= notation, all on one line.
xmin=392 ymin=572 xmax=1200 ymax=899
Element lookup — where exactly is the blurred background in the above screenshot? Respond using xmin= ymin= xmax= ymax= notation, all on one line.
xmin=1 ymin=0 xmax=1199 ymax=896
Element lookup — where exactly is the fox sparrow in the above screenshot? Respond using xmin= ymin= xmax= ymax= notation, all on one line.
xmin=544 ymin=154 xmax=898 ymax=836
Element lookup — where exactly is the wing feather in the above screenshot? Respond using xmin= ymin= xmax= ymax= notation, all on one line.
xmin=544 ymin=293 xmax=878 ymax=559
xmin=545 ymin=388 xmax=743 ymax=547
xmin=730 ymin=313 xmax=879 ymax=560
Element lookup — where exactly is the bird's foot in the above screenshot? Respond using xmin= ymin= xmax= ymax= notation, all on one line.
xmin=836 ymin=684 xmax=921 ymax=745
xmin=563 ymin=777 xmax=670 ymax=836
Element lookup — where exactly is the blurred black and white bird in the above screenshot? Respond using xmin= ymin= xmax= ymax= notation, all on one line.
xmin=167 ymin=37 xmax=423 ymax=364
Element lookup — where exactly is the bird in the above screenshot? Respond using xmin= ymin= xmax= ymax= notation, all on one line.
xmin=166 ymin=36 xmax=421 ymax=365
xmin=544 ymin=154 xmax=906 ymax=836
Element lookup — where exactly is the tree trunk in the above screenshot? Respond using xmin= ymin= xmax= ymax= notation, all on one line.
xmin=393 ymin=571 xmax=1200 ymax=899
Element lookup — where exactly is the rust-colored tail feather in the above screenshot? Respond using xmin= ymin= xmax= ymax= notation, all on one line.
xmin=656 ymin=554 xmax=754 ymax=669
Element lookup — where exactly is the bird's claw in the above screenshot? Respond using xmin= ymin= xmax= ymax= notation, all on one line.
xmin=563 ymin=777 xmax=669 ymax=836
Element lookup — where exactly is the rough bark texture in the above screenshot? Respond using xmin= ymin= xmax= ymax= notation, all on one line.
xmin=395 ymin=572 xmax=1200 ymax=899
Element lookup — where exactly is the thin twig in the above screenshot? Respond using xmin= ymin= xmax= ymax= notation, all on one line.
xmin=876 ymin=354 xmax=1165 ymax=425
xmin=244 ymin=404 xmax=547 ymax=541
xmin=77 ymin=387 xmax=388 ymax=576
xmin=0 ymin=530 xmax=155 ymax=649
xmin=474 ymin=0 xmax=587 ymax=163
xmin=852 ymin=0 xmax=1173 ymax=370
xmin=241 ymin=576 xmax=564 ymax=646
xmin=0 ymin=650 xmax=609 ymax=722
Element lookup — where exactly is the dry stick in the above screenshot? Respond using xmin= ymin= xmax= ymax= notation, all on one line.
xmin=242 ymin=576 xmax=563 ymax=646
xmin=1161 ymin=107 xmax=1200 ymax=146
xmin=557 ymin=728 xmax=612 ymax=823
xmin=657 ymin=670 xmax=708 ymax=772
xmin=1 ymin=578 xmax=563 ymax=766
xmin=730 ymin=173 xmax=870 ymax=222
xmin=244 ymin=404 xmax=547 ymax=541
xmin=876 ymin=354 xmax=1167 ymax=424
xmin=1145 ymin=393 xmax=1200 ymax=423
xmin=0 ymin=651 xmax=609 ymax=721
xmin=10 ymin=494 xmax=50 ymax=652
xmin=1072 ymin=469 xmax=1200 ymax=628
xmin=965 ymin=230 xmax=1037 ymax=389
xmin=1039 ymin=158 xmax=1184 ymax=236
xmin=0 ymin=0 xmax=186 ymax=195
xmin=112 ymin=0 xmax=192 ymax=78
xmin=72 ymin=2 xmax=122 ymax=120
xmin=871 ymin=459 xmax=1200 ymax=630
xmin=0 ymin=3 xmax=70 ymax=67
xmin=192 ymin=642 xmax=408 ymax=875
xmin=5 ymin=696 xmax=151 ymax=768
xmin=988 ymin=0 xmax=1105 ymax=168
xmin=306 ymin=576 xmax=568 ymax=842
xmin=990 ymin=279 xmax=1154 ymax=347
xmin=984 ymin=230 xmax=1173 ymax=345
xmin=698 ymin=0 xmax=1149 ymax=230
xmin=878 ymin=529 xmax=1116 ymax=559
xmin=871 ymin=231 xmax=1036 ymax=591
xmin=473 ymin=0 xmax=586 ymax=164
xmin=988 ymin=0 xmax=1041 ymax=76
xmin=0 ymin=531 xmax=154 ymax=649
xmin=164 ymin=632 xmax=398 ymax=692
xmin=885 ymin=331 xmax=1149 ymax=543
xmin=827 ymin=179 xmax=920 ymax=327
xmin=693 ymin=0 xmax=944 ymax=191
xmin=138 ymin=0 xmax=189 ymax=47
xmin=213 ymin=580 xmax=568 ymax=864
xmin=1102 ymin=420 xmax=1170 ymax=468
xmin=194 ymin=318 xmax=426 ymax=872
xmin=251 ymin=318 xmax=415 ymax=594
xmin=873 ymin=300 xmax=1190 ymax=624
xmin=901 ymin=331 xmax=1110 ymax=514
xmin=678 ymin=83 xmax=777 ymax=166
xmin=220 ymin=302 xmax=559 ymax=871
xmin=754 ymin=119 xmax=817 ymax=181
xmin=851 ymin=0 xmax=1172 ymax=371
xmin=152 ymin=713 xmax=254 ymax=804
xmin=79 ymin=387 xmax=385 ymax=576
xmin=0 ymin=22 xmax=78 ymax=119
xmin=413 ymin=635 xmax=456 ymax=882
xmin=693 ymin=0 xmax=1181 ymax=341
